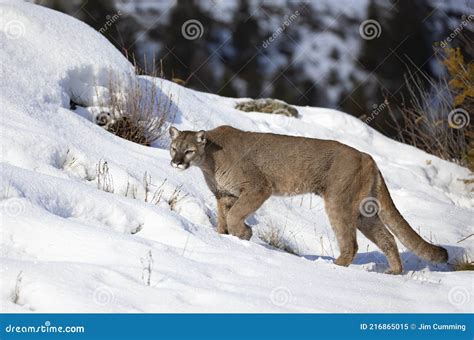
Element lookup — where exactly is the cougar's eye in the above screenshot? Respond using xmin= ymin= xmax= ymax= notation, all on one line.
xmin=185 ymin=150 xmax=195 ymax=155
xmin=171 ymin=146 xmax=176 ymax=152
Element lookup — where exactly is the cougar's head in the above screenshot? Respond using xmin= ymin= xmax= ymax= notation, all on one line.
xmin=169 ymin=127 xmax=207 ymax=170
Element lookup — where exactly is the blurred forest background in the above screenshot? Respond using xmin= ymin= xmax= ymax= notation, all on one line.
xmin=36 ymin=0 xmax=473 ymax=169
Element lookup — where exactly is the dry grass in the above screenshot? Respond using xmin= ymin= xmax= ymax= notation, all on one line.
xmin=12 ymin=271 xmax=23 ymax=305
xmin=94 ymin=159 xmax=187 ymax=211
xmin=95 ymin=60 xmax=175 ymax=146
xmin=387 ymin=71 xmax=468 ymax=166
xmin=96 ymin=160 xmax=114 ymax=193
xmin=141 ymin=250 xmax=154 ymax=286
xmin=387 ymin=48 xmax=472 ymax=169
xmin=452 ymin=254 xmax=474 ymax=271
xmin=258 ymin=225 xmax=298 ymax=255
xmin=167 ymin=184 xmax=188 ymax=211
xmin=143 ymin=173 xmax=167 ymax=205
xmin=61 ymin=149 xmax=78 ymax=169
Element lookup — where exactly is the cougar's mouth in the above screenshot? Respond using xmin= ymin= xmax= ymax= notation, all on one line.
xmin=171 ymin=161 xmax=189 ymax=170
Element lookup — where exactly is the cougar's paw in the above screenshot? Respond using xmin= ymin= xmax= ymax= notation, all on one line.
xmin=384 ymin=268 xmax=402 ymax=275
xmin=227 ymin=222 xmax=252 ymax=240
xmin=334 ymin=257 xmax=352 ymax=267
xmin=217 ymin=223 xmax=228 ymax=234
xmin=239 ymin=226 xmax=253 ymax=241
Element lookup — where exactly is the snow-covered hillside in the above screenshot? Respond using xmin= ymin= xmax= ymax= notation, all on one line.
xmin=0 ymin=1 xmax=473 ymax=313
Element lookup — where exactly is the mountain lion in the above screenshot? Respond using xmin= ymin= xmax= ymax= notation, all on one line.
xmin=169 ymin=125 xmax=448 ymax=274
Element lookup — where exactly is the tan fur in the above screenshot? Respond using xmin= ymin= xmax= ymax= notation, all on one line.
xmin=169 ymin=125 xmax=448 ymax=274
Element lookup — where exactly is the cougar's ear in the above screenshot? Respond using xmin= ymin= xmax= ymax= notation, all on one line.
xmin=196 ymin=130 xmax=206 ymax=144
xmin=169 ymin=126 xmax=180 ymax=140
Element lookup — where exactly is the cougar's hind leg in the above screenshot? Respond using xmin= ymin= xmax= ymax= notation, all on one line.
xmin=324 ymin=201 xmax=359 ymax=267
xmin=358 ymin=216 xmax=402 ymax=274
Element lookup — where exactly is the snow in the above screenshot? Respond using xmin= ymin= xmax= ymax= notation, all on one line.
xmin=1 ymin=1 xmax=473 ymax=313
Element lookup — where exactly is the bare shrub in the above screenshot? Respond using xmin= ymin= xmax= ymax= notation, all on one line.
xmin=142 ymin=172 xmax=167 ymax=205
xmin=150 ymin=179 xmax=167 ymax=205
xmin=142 ymin=172 xmax=152 ymax=202
xmin=12 ymin=271 xmax=23 ymax=305
xmin=95 ymin=61 xmax=175 ymax=146
xmin=387 ymin=48 xmax=472 ymax=168
xmin=318 ymin=234 xmax=335 ymax=258
xmin=96 ymin=160 xmax=114 ymax=193
xmin=452 ymin=254 xmax=474 ymax=271
xmin=124 ymin=180 xmax=138 ymax=199
xmin=141 ymin=250 xmax=153 ymax=286
xmin=61 ymin=149 xmax=78 ymax=169
xmin=131 ymin=224 xmax=144 ymax=235
xmin=168 ymin=184 xmax=188 ymax=211
xmin=93 ymin=162 xmax=175 ymax=207
xmin=258 ymin=225 xmax=298 ymax=255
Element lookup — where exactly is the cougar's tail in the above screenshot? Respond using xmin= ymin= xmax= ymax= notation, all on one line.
xmin=374 ymin=170 xmax=448 ymax=263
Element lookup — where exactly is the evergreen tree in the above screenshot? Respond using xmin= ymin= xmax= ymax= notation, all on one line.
xmin=229 ymin=0 xmax=263 ymax=97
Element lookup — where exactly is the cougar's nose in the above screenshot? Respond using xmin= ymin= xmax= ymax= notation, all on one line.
xmin=171 ymin=160 xmax=185 ymax=169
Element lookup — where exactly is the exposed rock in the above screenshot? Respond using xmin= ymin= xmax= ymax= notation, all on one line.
xmin=235 ymin=98 xmax=298 ymax=118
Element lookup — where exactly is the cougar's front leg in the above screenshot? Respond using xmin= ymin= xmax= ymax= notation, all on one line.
xmin=216 ymin=196 xmax=237 ymax=234
xmin=226 ymin=182 xmax=271 ymax=240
